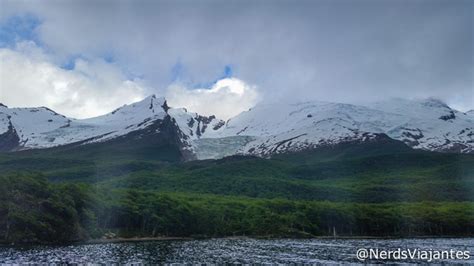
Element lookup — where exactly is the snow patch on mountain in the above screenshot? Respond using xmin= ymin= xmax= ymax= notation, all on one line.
xmin=192 ymin=136 xmax=255 ymax=160
xmin=0 ymin=106 xmax=71 ymax=148
xmin=367 ymin=98 xmax=474 ymax=153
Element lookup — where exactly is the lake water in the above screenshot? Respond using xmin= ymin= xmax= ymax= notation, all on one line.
xmin=1 ymin=238 xmax=473 ymax=264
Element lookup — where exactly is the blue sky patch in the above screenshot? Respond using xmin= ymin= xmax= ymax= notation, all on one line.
xmin=191 ymin=65 xmax=234 ymax=89
xmin=170 ymin=61 xmax=186 ymax=82
xmin=223 ymin=65 xmax=233 ymax=78
xmin=60 ymin=56 xmax=75 ymax=70
xmin=0 ymin=14 xmax=42 ymax=48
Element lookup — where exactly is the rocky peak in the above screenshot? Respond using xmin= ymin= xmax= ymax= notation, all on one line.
xmin=439 ymin=110 xmax=456 ymax=121
xmin=420 ymin=98 xmax=450 ymax=109
xmin=109 ymin=95 xmax=167 ymax=116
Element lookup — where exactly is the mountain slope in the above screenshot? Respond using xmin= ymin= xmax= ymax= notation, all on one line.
xmin=198 ymin=98 xmax=474 ymax=157
xmin=368 ymin=98 xmax=474 ymax=153
xmin=0 ymin=96 xmax=170 ymax=150
xmin=1 ymin=138 xmax=473 ymax=202
xmin=0 ymin=97 xmax=472 ymax=158
xmin=0 ymin=96 xmax=224 ymax=160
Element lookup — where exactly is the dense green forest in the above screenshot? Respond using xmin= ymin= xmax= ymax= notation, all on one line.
xmin=0 ymin=140 xmax=473 ymax=244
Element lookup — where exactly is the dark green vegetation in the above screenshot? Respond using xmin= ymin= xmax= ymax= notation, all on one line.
xmin=0 ymin=139 xmax=473 ymax=244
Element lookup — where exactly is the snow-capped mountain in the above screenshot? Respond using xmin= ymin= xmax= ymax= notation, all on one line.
xmin=366 ymin=98 xmax=474 ymax=153
xmin=199 ymin=98 xmax=473 ymax=157
xmin=0 ymin=95 xmax=223 ymax=157
xmin=0 ymin=96 xmax=473 ymax=159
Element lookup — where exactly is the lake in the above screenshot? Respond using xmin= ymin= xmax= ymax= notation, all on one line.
xmin=1 ymin=238 xmax=473 ymax=264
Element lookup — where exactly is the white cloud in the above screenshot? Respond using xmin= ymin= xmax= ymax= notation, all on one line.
xmin=0 ymin=42 xmax=260 ymax=120
xmin=1 ymin=2 xmax=472 ymax=112
xmin=166 ymin=78 xmax=260 ymax=119
xmin=0 ymin=42 xmax=146 ymax=119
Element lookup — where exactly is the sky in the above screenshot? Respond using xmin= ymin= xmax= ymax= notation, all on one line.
xmin=0 ymin=0 xmax=472 ymax=119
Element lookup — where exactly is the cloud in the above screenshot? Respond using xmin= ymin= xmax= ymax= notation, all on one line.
xmin=0 ymin=0 xmax=472 ymax=111
xmin=166 ymin=78 xmax=260 ymax=119
xmin=0 ymin=42 xmax=146 ymax=118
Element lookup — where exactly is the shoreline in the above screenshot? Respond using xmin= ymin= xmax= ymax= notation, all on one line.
xmin=85 ymin=236 xmax=193 ymax=244
xmin=84 ymin=235 xmax=474 ymax=244
xmin=55 ymin=235 xmax=474 ymax=244
xmin=2 ymin=235 xmax=473 ymax=247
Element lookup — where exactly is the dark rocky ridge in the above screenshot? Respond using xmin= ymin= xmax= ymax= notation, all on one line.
xmin=0 ymin=121 xmax=20 ymax=152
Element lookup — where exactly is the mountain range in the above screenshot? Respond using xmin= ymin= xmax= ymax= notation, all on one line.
xmin=1 ymin=96 xmax=474 ymax=244
xmin=0 ymin=96 xmax=473 ymax=160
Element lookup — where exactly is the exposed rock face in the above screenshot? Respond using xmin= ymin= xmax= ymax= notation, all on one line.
xmin=0 ymin=120 xmax=20 ymax=152
xmin=439 ymin=111 xmax=456 ymax=121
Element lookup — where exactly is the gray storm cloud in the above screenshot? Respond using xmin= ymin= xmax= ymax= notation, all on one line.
xmin=0 ymin=0 xmax=472 ymax=115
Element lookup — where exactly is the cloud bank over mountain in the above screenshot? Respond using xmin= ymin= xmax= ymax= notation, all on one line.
xmin=0 ymin=42 xmax=146 ymax=118
xmin=166 ymin=78 xmax=259 ymax=119
xmin=0 ymin=0 xmax=472 ymax=117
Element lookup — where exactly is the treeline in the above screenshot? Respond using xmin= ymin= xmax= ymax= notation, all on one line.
xmin=2 ymin=148 xmax=473 ymax=203
xmin=1 ymin=174 xmax=473 ymax=244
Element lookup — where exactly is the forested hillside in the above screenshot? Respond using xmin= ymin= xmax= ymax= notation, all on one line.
xmin=1 ymin=140 xmax=473 ymax=244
